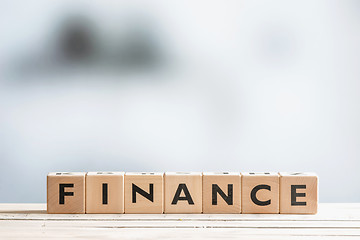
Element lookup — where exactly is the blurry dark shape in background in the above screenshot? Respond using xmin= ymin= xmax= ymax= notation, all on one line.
xmin=12 ymin=13 xmax=166 ymax=80
xmin=115 ymin=23 xmax=162 ymax=71
xmin=59 ymin=17 xmax=95 ymax=63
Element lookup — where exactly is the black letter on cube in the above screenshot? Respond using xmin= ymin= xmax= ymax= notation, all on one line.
xmin=171 ymin=183 xmax=194 ymax=205
xmin=59 ymin=183 xmax=74 ymax=204
xmin=251 ymin=184 xmax=271 ymax=206
xmin=291 ymin=185 xmax=306 ymax=206
xmin=212 ymin=184 xmax=233 ymax=205
xmin=132 ymin=183 xmax=154 ymax=203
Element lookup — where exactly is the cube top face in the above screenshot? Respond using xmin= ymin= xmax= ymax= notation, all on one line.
xmin=86 ymin=172 xmax=124 ymax=214
xmin=242 ymin=173 xmax=279 ymax=214
xmin=164 ymin=173 xmax=202 ymax=213
xmin=47 ymin=172 xmax=85 ymax=214
xmin=203 ymin=172 xmax=240 ymax=176
xmin=279 ymin=172 xmax=317 ymax=177
xmin=165 ymin=172 xmax=202 ymax=176
xmin=203 ymin=173 xmax=241 ymax=213
xmin=48 ymin=172 xmax=86 ymax=177
xmin=125 ymin=173 xmax=163 ymax=213
xmin=242 ymin=172 xmax=278 ymax=176
xmin=279 ymin=173 xmax=318 ymax=214
xmin=126 ymin=172 xmax=163 ymax=176
xmin=87 ymin=172 xmax=124 ymax=176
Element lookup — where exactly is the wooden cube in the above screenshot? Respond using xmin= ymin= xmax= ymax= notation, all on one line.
xmin=279 ymin=172 xmax=318 ymax=214
xmin=164 ymin=172 xmax=202 ymax=213
xmin=124 ymin=172 xmax=163 ymax=213
xmin=203 ymin=172 xmax=241 ymax=213
xmin=47 ymin=172 xmax=85 ymax=214
xmin=242 ymin=172 xmax=279 ymax=214
xmin=86 ymin=172 xmax=124 ymax=214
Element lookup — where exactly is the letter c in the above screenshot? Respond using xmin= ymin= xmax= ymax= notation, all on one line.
xmin=250 ymin=184 xmax=271 ymax=206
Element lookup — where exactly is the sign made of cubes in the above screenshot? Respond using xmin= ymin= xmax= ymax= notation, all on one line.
xmin=47 ymin=172 xmax=318 ymax=214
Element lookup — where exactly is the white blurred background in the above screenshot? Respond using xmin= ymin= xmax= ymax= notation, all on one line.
xmin=0 ymin=0 xmax=359 ymax=203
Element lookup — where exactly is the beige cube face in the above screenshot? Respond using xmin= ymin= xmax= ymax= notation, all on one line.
xmin=202 ymin=172 xmax=241 ymax=213
xmin=86 ymin=172 xmax=124 ymax=214
xmin=164 ymin=172 xmax=202 ymax=213
xmin=242 ymin=172 xmax=279 ymax=214
xmin=279 ymin=172 xmax=318 ymax=214
xmin=124 ymin=173 xmax=164 ymax=213
xmin=47 ymin=172 xmax=85 ymax=214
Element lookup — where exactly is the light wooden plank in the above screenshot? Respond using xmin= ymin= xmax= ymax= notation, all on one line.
xmin=1 ymin=203 xmax=360 ymax=221
xmin=0 ymin=203 xmax=359 ymax=239
xmin=1 ymin=219 xmax=360 ymax=228
xmin=0 ymin=224 xmax=360 ymax=239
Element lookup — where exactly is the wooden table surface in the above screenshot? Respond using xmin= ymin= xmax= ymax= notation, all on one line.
xmin=0 ymin=203 xmax=359 ymax=239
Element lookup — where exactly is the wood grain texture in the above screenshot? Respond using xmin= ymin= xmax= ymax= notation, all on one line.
xmin=0 ymin=203 xmax=359 ymax=239
xmin=202 ymin=172 xmax=241 ymax=213
xmin=124 ymin=172 xmax=163 ymax=213
xmin=279 ymin=172 xmax=318 ymax=214
xmin=86 ymin=172 xmax=124 ymax=214
xmin=241 ymin=172 xmax=279 ymax=214
xmin=47 ymin=172 xmax=85 ymax=214
xmin=164 ymin=172 xmax=202 ymax=213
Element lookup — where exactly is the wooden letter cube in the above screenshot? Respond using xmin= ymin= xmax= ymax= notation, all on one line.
xmin=279 ymin=172 xmax=318 ymax=214
xmin=164 ymin=172 xmax=202 ymax=213
xmin=86 ymin=172 xmax=124 ymax=213
xmin=203 ymin=172 xmax=241 ymax=213
xmin=242 ymin=172 xmax=279 ymax=214
xmin=124 ymin=172 xmax=163 ymax=213
xmin=47 ymin=172 xmax=85 ymax=214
